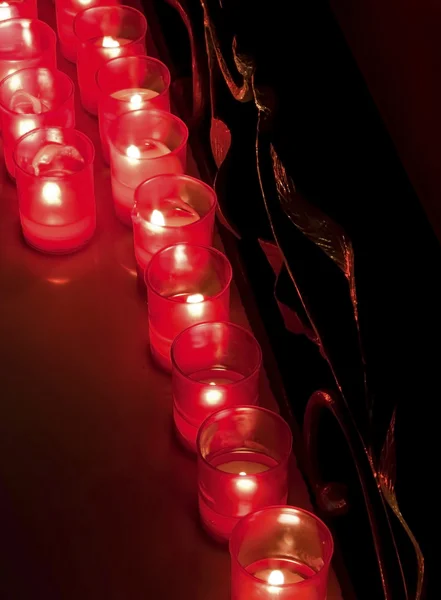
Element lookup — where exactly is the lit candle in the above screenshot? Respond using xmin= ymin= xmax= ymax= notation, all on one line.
xmin=54 ymin=0 xmax=119 ymax=63
xmin=171 ymin=322 xmax=261 ymax=451
xmin=0 ymin=19 xmax=57 ymax=90
xmin=0 ymin=67 xmax=75 ymax=178
xmin=230 ymin=507 xmax=334 ymax=600
xmin=14 ymin=126 xmax=96 ymax=253
xmin=97 ymin=56 xmax=171 ymax=163
xmin=74 ymin=5 xmax=147 ymax=114
xmin=0 ymin=0 xmax=36 ymax=21
xmin=109 ymin=109 xmax=188 ymax=225
xmin=197 ymin=406 xmax=292 ymax=541
xmin=146 ymin=244 xmax=232 ymax=371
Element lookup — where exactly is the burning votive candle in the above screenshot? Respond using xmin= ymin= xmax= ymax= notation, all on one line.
xmin=0 ymin=67 xmax=75 ymax=178
xmin=0 ymin=0 xmax=37 ymax=21
xmin=55 ymin=0 xmax=119 ymax=63
xmin=97 ymin=55 xmax=171 ymax=164
xmin=132 ymin=174 xmax=216 ymax=274
xmin=146 ymin=244 xmax=232 ymax=371
xmin=0 ymin=19 xmax=57 ymax=87
xmin=171 ymin=322 xmax=262 ymax=451
xmin=74 ymin=5 xmax=147 ymax=115
xmin=14 ymin=126 xmax=96 ymax=253
xmin=230 ymin=506 xmax=334 ymax=599
xmin=197 ymin=406 xmax=292 ymax=542
xmin=108 ymin=109 xmax=188 ymax=225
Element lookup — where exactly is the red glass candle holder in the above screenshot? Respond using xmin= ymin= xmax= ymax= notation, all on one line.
xmin=230 ymin=506 xmax=334 ymax=599
xmin=0 ymin=67 xmax=74 ymax=178
xmin=146 ymin=244 xmax=232 ymax=371
xmin=0 ymin=19 xmax=57 ymax=85
xmin=55 ymin=0 xmax=119 ymax=63
xmin=0 ymin=0 xmax=37 ymax=21
xmin=97 ymin=55 xmax=171 ymax=164
xmin=197 ymin=406 xmax=292 ymax=542
xmin=74 ymin=5 xmax=147 ymax=115
xmin=171 ymin=322 xmax=262 ymax=452
xmin=14 ymin=126 xmax=96 ymax=253
xmin=108 ymin=109 xmax=188 ymax=226
xmin=132 ymin=174 xmax=216 ymax=273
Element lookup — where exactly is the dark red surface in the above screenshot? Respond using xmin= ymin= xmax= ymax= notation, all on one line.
xmin=0 ymin=3 xmax=343 ymax=598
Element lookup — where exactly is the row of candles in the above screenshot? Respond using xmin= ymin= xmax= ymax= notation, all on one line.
xmin=0 ymin=2 xmax=334 ymax=598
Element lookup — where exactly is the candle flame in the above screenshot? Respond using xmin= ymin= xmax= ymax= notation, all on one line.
xmin=239 ymin=471 xmax=247 ymax=476
xmin=0 ymin=2 xmax=12 ymax=20
xmin=18 ymin=118 xmax=37 ymax=138
xmin=235 ymin=476 xmax=257 ymax=493
xmin=129 ymin=93 xmax=143 ymax=109
xmin=42 ymin=182 xmax=62 ymax=207
xmin=102 ymin=36 xmax=120 ymax=48
xmin=204 ymin=387 xmax=223 ymax=406
xmin=150 ymin=209 xmax=165 ymax=226
xmin=186 ymin=293 xmax=204 ymax=304
xmin=126 ymin=144 xmax=141 ymax=159
xmin=268 ymin=570 xmax=285 ymax=586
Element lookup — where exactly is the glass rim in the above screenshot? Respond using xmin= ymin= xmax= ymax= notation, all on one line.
xmin=73 ymin=5 xmax=147 ymax=44
xmin=13 ymin=126 xmax=95 ymax=178
xmin=171 ymin=321 xmax=262 ymax=384
xmin=108 ymin=108 xmax=188 ymax=160
xmin=132 ymin=173 xmax=217 ymax=229
xmin=145 ymin=243 xmax=232 ymax=302
xmin=96 ymin=55 xmax=171 ymax=97
xmin=0 ymin=17 xmax=57 ymax=44
xmin=196 ymin=405 xmax=293 ymax=475
xmin=229 ymin=505 xmax=334 ymax=585
xmin=0 ymin=67 xmax=74 ymax=116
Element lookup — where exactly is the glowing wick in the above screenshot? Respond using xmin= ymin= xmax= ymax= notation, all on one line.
xmin=268 ymin=570 xmax=285 ymax=586
xmin=186 ymin=293 xmax=204 ymax=304
xmin=235 ymin=476 xmax=257 ymax=493
xmin=126 ymin=145 xmax=141 ymax=159
xmin=239 ymin=471 xmax=247 ymax=476
xmin=18 ymin=118 xmax=37 ymax=138
xmin=150 ymin=209 xmax=165 ymax=226
xmin=102 ymin=36 xmax=120 ymax=48
xmin=204 ymin=387 xmax=223 ymax=406
xmin=42 ymin=182 xmax=62 ymax=207
xmin=129 ymin=93 xmax=143 ymax=109
xmin=0 ymin=2 xmax=12 ymax=20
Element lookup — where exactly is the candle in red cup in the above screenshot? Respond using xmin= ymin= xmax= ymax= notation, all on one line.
xmin=0 ymin=0 xmax=37 ymax=21
xmin=230 ymin=506 xmax=334 ymax=599
xmin=132 ymin=174 xmax=216 ymax=274
xmin=97 ymin=55 xmax=170 ymax=164
xmin=0 ymin=19 xmax=57 ymax=85
xmin=55 ymin=0 xmax=119 ymax=63
xmin=14 ymin=126 xmax=96 ymax=253
xmin=197 ymin=406 xmax=292 ymax=542
xmin=0 ymin=67 xmax=74 ymax=178
xmin=146 ymin=243 xmax=232 ymax=371
xmin=108 ymin=109 xmax=187 ymax=226
xmin=74 ymin=5 xmax=147 ymax=115
xmin=171 ymin=322 xmax=262 ymax=452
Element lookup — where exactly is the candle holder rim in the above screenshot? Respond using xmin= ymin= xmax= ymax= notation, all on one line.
xmin=196 ymin=405 xmax=293 ymax=474
xmin=73 ymin=4 xmax=147 ymax=43
xmin=132 ymin=173 xmax=217 ymax=228
xmin=0 ymin=17 xmax=57 ymax=47
xmin=0 ymin=67 xmax=75 ymax=117
xmin=144 ymin=243 xmax=233 ymax=301
xmin=229 ymin=505 xmax=335 ymax=583
xmin=95 ymin=55 xmax=171 ymax=96
xmin=171 ymin=320 xmax=262 ymax=383
xmin=13 ymin=126 xmax=95 ymax=178
xmin=108 ymin=108 xmax=189 ymax=159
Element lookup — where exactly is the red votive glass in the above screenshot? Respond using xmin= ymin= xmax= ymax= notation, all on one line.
xmin=0 ymin=67 xmax=74 ymax=178
xmin=14 ymin=126 xmax=96 ymax=253
xmin=55 ymin=0 xmax=119 ymax=63
xmin=132 ymin=174 xmax=216 ymax=273
xmin=146 ymin=244 xmax=232 ymax=371
xmin=108 ymin=109 xmax=187 ymax=225
xmin=0 ymin=19 xmax=57 ymax=86
xmin=0 ymin=0 xmax=37 ymax=21
xmin=197 ymin=406 xmax=292 ymax=542
xmin=230 ymin=506 xmax=334 ymax=600
xmin=171 ymin=322 xmax=262 ymax=452
xmin=74 ymin=5 xmax=147 ymax=115
xmin=97 ymin=55 xmax=171 ymax=164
